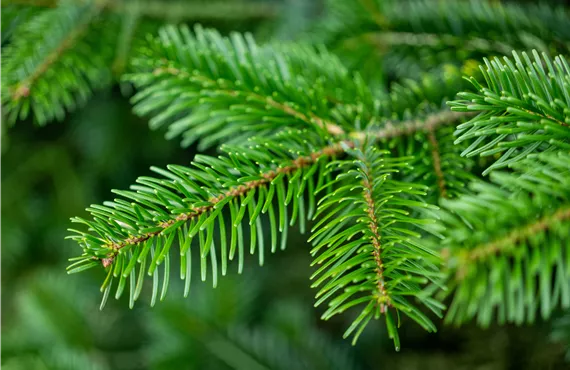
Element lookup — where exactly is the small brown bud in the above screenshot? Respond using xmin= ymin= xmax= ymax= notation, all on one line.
xmin=102 ymin=258 xmax=114 ymax=268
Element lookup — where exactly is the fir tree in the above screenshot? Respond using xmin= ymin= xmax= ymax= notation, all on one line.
xmin=3 ymin=0 xmax=570 ymax=356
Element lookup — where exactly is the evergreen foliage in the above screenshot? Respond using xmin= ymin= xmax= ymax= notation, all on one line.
xmin=1 ymin=0 xmax=281 ymax=125
xmin=67 ymin=129 xmax=336 ymax=309
xmin=433 ymin=152 xmax=570 ymax=327
xmin=3 ymin=0 xmax=570 ymax=355
xmin=450 ymin=51 xmax=570 ymax=173
xmin=4 ymin=269 xmax=359 ymax=370
xmin=309 ymin=144 xmax=443 ymax=347
xmin=126 ymin=25 xmax=371 ymax=149
xmin=1 ymin=1 xmax=119 ymax=124
xmin=314 ymin=0 xmax=570 ymax=83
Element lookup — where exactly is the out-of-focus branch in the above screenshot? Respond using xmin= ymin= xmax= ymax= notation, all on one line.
xmin=2 ymin=0 xmax=279 ymax=21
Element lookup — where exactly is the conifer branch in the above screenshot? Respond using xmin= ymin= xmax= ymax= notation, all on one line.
xmin=70 ymin=105 xmax=474 ymax=267
xmin=310 ymin=145 xmax=442 ymax=348
xmin=151 ymin=66 xmax=346 ymax=137
xmin=126 ymin=25 xmax=370 ymax=148
xmin=361 ymin=158 xmax=390 ymax=312
xmin=11 ymin=4 xmax=103 ymax=100
xmin=98 ymin=140 xmax=346 ymax=264
xmin=351 ymin=110 xmax=471 ymax=141
xmin=426 ymin=129 xmax=447 ymax=198
xmin=2 ymin=2 xmax=119 ymax=124
xmin=450 ymin=51 xmax=570 ymax=174
xmin=434 ymin=152 xmax=570 ymax=326
xmin=457 ymin=205 xmax=570 ymax=276
xmin=67 ymin=130 xmax=355 ymax=310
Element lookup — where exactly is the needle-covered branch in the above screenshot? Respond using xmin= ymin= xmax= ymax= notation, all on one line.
xmin=309 ymin=144 xmax=443 ymax=349
xmin=67 ymin=130 xmax=344 ymax=308
xmin=450 ymin=51 xmax=570 ymax=174
xmin=1 ymin=0 xmax=287 ymax=125
xmin=432 ymin=152 xmax=570 ymax=327
xmin=314 ymin=0 xmax=570 ymax=81
xmin=1 ymin=1 xmax=118 ymax=124
xmin=126 ymin=24 xmax=375 ymax=149
xmin=54 ymin=2 xmax=570 ymax=350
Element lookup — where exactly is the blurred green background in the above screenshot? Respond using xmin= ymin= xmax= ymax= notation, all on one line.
xmin=2 ymin=0 xmax=570 ymax=369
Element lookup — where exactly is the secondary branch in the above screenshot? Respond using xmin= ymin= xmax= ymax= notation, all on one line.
xmin=99 ymin=142 xmax=347 ymax=266
xmin=426 ymin=129 xmax=447 ymax=198
xmin=153 ymin=66 xmax=346 ymax=136
xmin=454 ymin=205 xmax=570 ymax=279
xmin=361 ymin=165 xmax=391 ymax=312
xmin=11 ymin=3 xmax=104 ymax=100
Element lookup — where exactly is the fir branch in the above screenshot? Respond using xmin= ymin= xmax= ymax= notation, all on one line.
xmin=126 ymin=25 xmax=374 ymax=149
xmin=1 ymin=1 xmax=119 ymax=124
xmin=435 ymin=152 xmax=570 ymax=326
xmin=11 ymin=6 xmax=99 ymax=100
xmin=67 ymin=130 xmax=349 ymax=308
xmin=63 ymin=24 xmax=485 ymax=348
xmin=310 ymin=145 xmax=442 ymax=348
xmin=150 ymin=65 xmax=345 ymax=137
xmin=426 ymin=129 xmax=447 ymax=198
xmin=69 ymin=106 xmax=472 ymax=266
xmin=99 ymin=140 xmax=345 ymax=261
xmin=460 ymin=206 xmax=570 ymax=271
xmin=450 ymin=51 xmax=570 ymax=174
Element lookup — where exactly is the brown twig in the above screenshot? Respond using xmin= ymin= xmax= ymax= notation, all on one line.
xmin=350 ymin=111 xmax=473 ymax=141
xmin=426 ymin=129 xmax=447 ymax=198
xmin=362 ymin=169 xmax=391 ymax=312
